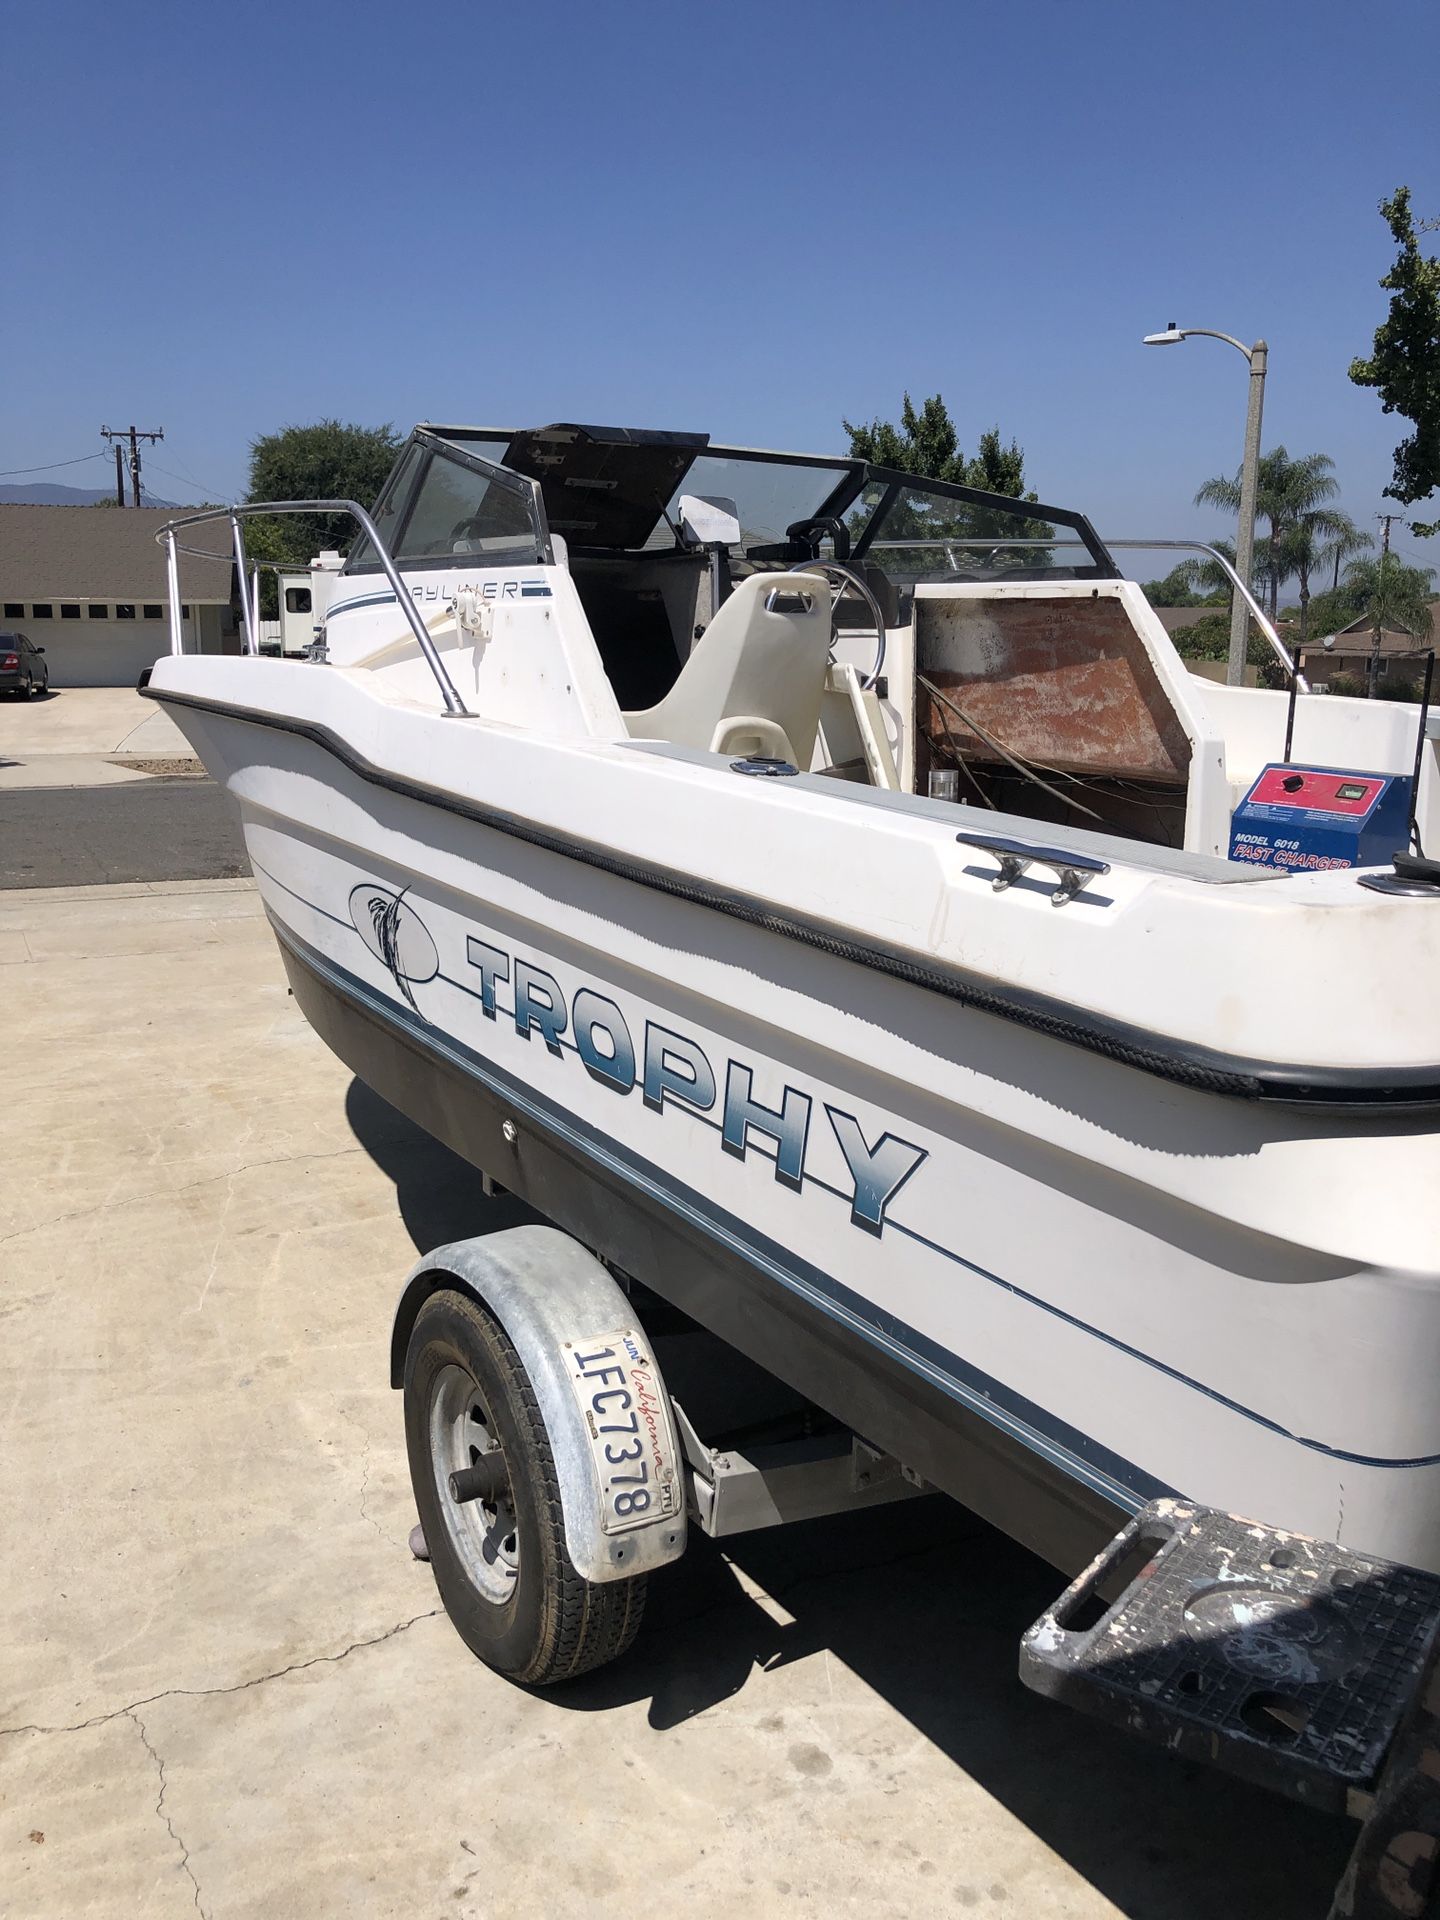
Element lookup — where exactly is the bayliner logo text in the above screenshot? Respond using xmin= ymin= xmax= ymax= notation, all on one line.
xmin=465 ymin=935 xmax=926 ymax=1237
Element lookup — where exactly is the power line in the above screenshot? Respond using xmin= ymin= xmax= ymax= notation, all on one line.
xmin=0 ymin=442 xmax=231 ymax=503
xmin=146 ymin=456 xmax=231 ymax=505
xmin=0 ymin=450 xmax=110 ymax=478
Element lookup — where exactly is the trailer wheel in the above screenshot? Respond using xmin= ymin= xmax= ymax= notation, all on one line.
xmin=403 ymin=1287 xmax=647 ymax=1684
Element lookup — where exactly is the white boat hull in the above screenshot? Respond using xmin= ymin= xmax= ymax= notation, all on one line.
xmin=169 ymin=692 xmax=1440 ymax=1578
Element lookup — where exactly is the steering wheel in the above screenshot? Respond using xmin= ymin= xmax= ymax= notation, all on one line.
xmin=787 ymin=560 xmax=887 ymax=690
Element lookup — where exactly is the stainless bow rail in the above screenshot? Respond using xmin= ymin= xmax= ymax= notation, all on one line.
xmin=155 ymin=499 xmax=475 ymax=717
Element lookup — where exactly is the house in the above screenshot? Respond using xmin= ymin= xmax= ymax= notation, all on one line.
xmin=1298 ymin=600 xmax=1440 ymax=695
xmin=0 ymin=505 xmax=236 ymax=686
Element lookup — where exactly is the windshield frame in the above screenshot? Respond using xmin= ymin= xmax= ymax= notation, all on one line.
xmin=387 ymin=425 xmax=1119 ymax=578
xmin=843 ymin=468 xmax=1118 ymax=580
xmin=344 ymin=428 xmax=553 ymax=574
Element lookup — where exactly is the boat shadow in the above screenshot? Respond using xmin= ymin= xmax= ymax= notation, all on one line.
xmin=345 ymin=1075 xmax=544 ymax=1248
xmin=345 ymin=1078 xmax=1352 ymax=1918
xmin=585 ymin=1504 xmax=1353 ymax=1917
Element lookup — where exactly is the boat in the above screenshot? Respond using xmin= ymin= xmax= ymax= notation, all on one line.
xmin=145 ymin=421 xmax=1440 ymax=1592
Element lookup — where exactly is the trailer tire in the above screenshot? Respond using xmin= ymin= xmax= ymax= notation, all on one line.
xmin=403 ymin=1287 xmax=647 ymax=1685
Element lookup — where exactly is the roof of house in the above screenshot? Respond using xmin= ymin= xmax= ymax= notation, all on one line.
xmin=1151 ymin=605 xmax=1226 ymax=633
xmin=0 ymin=505 xmax=233 ymax=602
xmin=1300 ymin=599 xmax=1440 ymax=662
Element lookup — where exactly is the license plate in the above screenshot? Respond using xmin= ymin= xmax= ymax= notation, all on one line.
xmin=563 ymin=1328 xmax=682 ymax=1534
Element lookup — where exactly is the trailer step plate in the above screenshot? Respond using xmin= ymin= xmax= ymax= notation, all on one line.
xmin=1021 ymin=1498 xmax=1440 ymax=1814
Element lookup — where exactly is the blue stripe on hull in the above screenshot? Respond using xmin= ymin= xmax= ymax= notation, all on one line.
xmin=270 ymin=908 xmax=1170 ymax=1514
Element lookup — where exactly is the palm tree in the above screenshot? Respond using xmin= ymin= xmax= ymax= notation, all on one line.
xmin=1340 ymin=555 xmax=1435 ymax=643
xmin=1319 ymin=516 xmax=1374 ymax=593
xmin=1195 ymin=447 xmax=1342 ymax=620
xmin=1176 ymin=536 xmax=1238 ymax=600
xmin=1143 ymin=539 xmax=1237 ymax=606
xmin=1277 ymin=510 xmax=1372 ymax=649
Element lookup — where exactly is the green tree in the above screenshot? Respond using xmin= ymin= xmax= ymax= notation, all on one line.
xmin=842 ymin=394 xmax=1053 ymax=572
xmin=1195 ymin=447 xmax=1346 ymax=621
xmin=1349 ymin=188 xmax=1440 ymax=533
xmin=1303 ymin=582 xmax=1366 ymax=641
xmin=234 ymin=514 xmax=299 ymax=620
xmin=1318 ymin=516 xmax=1374 ymax=593
xmin=1142 ymin=540 xmax=1236 ymax=607
xmin=843 ymin=393 xmax=1033 ymax=494
xmin=1339 ymin=554 xmax=1435 ymax=641
xmin=1164 ymin=606 xmax=1290 ymax=686
xmin=1275 ymin=508 xmax=1371 ymax=649
xmin=1142 ymin=567 xmax=1209 ymax=607
xmin=1168 ymin=611 xmax=1232 ymax=662
xmin=247 ymin=419 xmax=402 ymax=567
xmin=1306 ymin=557 xmax=1434 ymax=653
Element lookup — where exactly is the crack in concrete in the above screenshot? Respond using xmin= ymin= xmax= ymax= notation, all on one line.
xmin=0 ymin=1608 xmax=443 ymax=1742
xmin=0 ymin=1144 xmax=364 ymax=1248
xmin=331 ymin=1393 xmax=412 ymax=1557
xmin=128 ymin=1708 xmax=209 ymax=1919
xmin=191 ymin=1166 xmax=240 ymax=1316
xmin=356 ymin=1430 xmax=411 ymax=1556
xmin=3 ymin=1514 xmax=967 ymax=1752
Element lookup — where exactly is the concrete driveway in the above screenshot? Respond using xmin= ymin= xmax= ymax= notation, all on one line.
xmin=0 ymin=880 xmax=1353 ymax=1918
xmin=0 ymin=684 xmax=191 ymax=761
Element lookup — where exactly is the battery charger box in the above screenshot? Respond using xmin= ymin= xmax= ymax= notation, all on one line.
xmin=1229 ymin=764 xmax=1412 ymax=871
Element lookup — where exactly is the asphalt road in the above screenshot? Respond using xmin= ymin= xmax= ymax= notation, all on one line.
xmin=0 ymin=776 xmax=248 ymax=888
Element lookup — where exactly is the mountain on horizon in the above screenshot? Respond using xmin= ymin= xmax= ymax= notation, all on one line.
xmin=0 ymin=481 xmax=187 ymax=508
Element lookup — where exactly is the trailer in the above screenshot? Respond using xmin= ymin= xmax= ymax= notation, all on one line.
xmin=392 ymin=1220 xmax=1440 ymax=1918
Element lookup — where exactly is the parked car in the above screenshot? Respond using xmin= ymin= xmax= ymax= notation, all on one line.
xmin=0 ymin=632 xmax=50 ymax=698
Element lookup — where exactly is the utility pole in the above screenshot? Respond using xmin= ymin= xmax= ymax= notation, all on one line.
xmin=100 ymin=424 xmax=164 ymax=506
xmin=1370 ymin=513 xmax=1397 ymax=698
xmin=111 ymin=444 xmax=125 ymax=506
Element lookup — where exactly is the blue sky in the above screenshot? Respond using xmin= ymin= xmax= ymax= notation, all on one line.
xmin=4 ymin=0 xmax=1437 ymax=569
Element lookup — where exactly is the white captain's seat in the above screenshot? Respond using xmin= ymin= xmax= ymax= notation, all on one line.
xmin=623 ymin=570 xmax=831 ymax=766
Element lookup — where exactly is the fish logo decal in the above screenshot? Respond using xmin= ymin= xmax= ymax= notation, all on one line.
xmin=347 ymin=883 xmax=440 ymax=1012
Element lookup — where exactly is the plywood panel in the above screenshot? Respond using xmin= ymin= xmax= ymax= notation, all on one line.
xmin=917 ymin=596 xmax=1191 ymax=783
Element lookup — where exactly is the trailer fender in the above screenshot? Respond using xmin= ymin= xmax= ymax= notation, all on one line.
xmin=391 ymin=1225 xmax=687 ymax=1583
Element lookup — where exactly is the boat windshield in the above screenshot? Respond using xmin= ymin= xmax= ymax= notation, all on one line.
xmin=647 ymin=453 xmax=856 ymax=552
xmin=390 ymin=424 xmax=1115 ymax=579
xmin=644 ymin=456 xmax=1110 ymax=580
xmin=851 ymin=481 xmax=1104 ymax=582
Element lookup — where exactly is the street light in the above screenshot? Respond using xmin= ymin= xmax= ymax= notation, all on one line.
xmin=1144 ymin=321 xmax=1268 ymax=687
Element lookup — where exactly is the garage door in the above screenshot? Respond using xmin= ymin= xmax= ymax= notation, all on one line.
xmin=44 ymin=618 xmax=175 ymax=687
